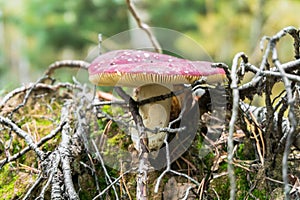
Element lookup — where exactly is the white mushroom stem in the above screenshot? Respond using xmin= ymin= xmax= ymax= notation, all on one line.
xmin=131 ymin=84 xmax=172 ymax=151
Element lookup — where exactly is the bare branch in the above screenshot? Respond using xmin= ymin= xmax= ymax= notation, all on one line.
xmin=92 ymin=170 xmax=131 ymax=200
xmin=154 ymin=131 xmax=199 ymax=194
xmin=228 ymin=52 xmax=248 ymax=200
xmin=22 ymin=173 xmax=44 ymax=200
xmin=58 ymin=101 xmax=80 ymax=200
xmin=0 ymin=121 xmax=65 ymax=168
xmin=9 ymin=76 xmax=49 ymax=117
xmin=0 ymin=82 xmax=79 ymax=110
xmin=126 ymin=0 xmax=162 ymax=53
xmin=92 ymin=140 xmax=119 ymax=200
xmin=0 ymin=116 xmax=45 ymax=160
xmin=45 ymin=60 xmax=90 ymax=76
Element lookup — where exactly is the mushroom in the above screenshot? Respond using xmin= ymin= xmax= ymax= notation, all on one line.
xmin=88 ymin=49 xmax=225 ymax=152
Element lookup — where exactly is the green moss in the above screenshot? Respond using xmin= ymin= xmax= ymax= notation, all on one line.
xmin=96 ymin=118 xmax=106 ymax=131
xmin=210 ymin=167 xmax=268 ymax=199
xmin=0 ymin=165 xmax=19 ymax=199
xmin=2 ymin=131 xmax=11 ymax=141
xmin=16 ymin=116 xmax=31 ymax=127
xmin=102 ymin=105 xmax=113 ymax=115
xmin=0 ymin=165 xmax=37 ymax=198
xmin=35 ymin=117 xmax=53 ymax=126
xmin=219 ymin=162 xmax=228 ymax=171
xmin=195 ymin=134 xmax=204 ymax=149
xmin=78 ymin=173 xmax=96 ymax=199
xmin=12 ymin=138 xmax=23 ymax=154
xmin=42 ymin=142 xmax=50 ymax=151
xmin=235 ymin=168 xmax=249 ymax=199
xmin=107 ymin=132 xmax=125 ymax=146
xmin=41 ymin=136 xmax=60 ymax=152
xmin=237 ymin=143 xmax=244 ymax=158
xmin=251 ymin=188 xmax=267 ymax=199
xmin=203 ymin=152 xmax=214 ymax=169
xmin=240 ymin=137 xmax=256 ymax=160
xmin=20 ymin=153 xmax=27 ymax=163
xmin=210 ymin=175 xmax=230 ymax=199
xmin=209 ymin=166 xmax=260 ymax=199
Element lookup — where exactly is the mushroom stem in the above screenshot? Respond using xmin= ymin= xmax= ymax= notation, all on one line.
xmin=131 ymin=84 xmax=172 ymax=151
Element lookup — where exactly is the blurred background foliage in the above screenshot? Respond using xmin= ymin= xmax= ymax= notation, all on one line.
xmin=1 ymin=0 xmax=300 ymax=91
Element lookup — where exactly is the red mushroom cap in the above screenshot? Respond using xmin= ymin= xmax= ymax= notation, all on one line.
xmin=88 ymin=50 xmax=225 ymax=87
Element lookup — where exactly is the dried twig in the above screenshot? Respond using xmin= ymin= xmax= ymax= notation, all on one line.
xmin=248 ymin=112 xmax=265 ymax=166
xmin=9 ymin=76 xmax=49 ymax=117
xmin=273 ymin=47 xmax=297 ymax=200
xmin=0 ymin=82 xmax=79 ymax=110
xmin=0 ymin=121 xmax=65 ymax=168
xmin=92 ymin=170 xmax=131 ymax=200
xmin=22 ymin=173 xmax=44 ymax=200
xmin=50 ymin=152 xmax=63 ymax=200
xmin=92 ymin=140 xmax=119 ymax=200
xmin=261 ymin=26 xmax=299 ymax=198
xmin=154 ymin=130 xmax=200 ymax=194
xmin=114 ymin=87 xmax=149 ymax=200
xmin=39 ymin=152 xmax=61 ymax=199
xmin=125 ymin=0 xmax=162 ymax=53
xmin=228 ymin=52 xmax=248 ymax=200
xmin=0 ymin=116 xmax=45 ymax=160
xmin=211 ymin=62 xmax=232 ymax=84
xmin=44 ymin=60 xmax=90 ymax=76
xmin=58 ymin=101 xmax=80 ymax=200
